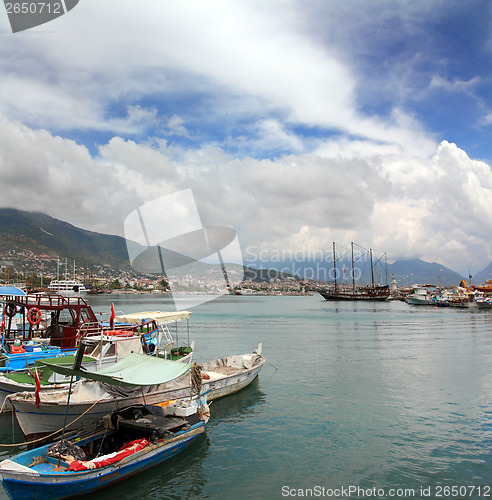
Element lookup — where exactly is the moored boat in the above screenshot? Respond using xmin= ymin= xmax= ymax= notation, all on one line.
xmin=318 ymin=285 xmax=390 ymax=301
xmin=405 ymin=285 xmax=436 ymax=305
xmin=0 ymin=383 xmax=209 ymax=499
xmin=48 ymin=279 xmax=88 ymax=297
xmin=8 ymin=345 xmax=265 ymax=441
xmin=0 ymin=332 xmax=145 ymax=411
xmin=318 ymin=242 xmax=390 ymax=301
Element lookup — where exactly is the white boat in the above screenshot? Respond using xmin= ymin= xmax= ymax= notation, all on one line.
xmin=405 ymin=285 xmax=436 ymax=305
xmin=0 ymin=332 xmax=145 ymax=412
xmin=0 ymin=304 xmax=194 ymax=411
xmin=48 ymin=280 xmax=88 ymax=297
xmin=114 ymin=310 xmax=194 ymax=362
xmin=8 ymin=345 xmax=265 ymax=441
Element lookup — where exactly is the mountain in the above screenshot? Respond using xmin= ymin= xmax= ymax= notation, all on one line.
xmin=387 ymin=259 xmax=464 ymax=287
xmin=0 ymin=209 xmax=486 ymax=286
xmin=0 ymin=209 xmax=291 ymax=282
xmin=0 ymin=208 xmax=130 ymax=269
xmin=471 ymin=262 xmax=492 ymax=284
xmin=244 ymin=254 xmax=468 ymax=286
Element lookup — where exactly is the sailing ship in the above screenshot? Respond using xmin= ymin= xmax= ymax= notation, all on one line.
xmin=318 ymin=242 xmax=390 ymax=301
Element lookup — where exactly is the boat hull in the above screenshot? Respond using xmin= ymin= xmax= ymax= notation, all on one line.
xmin=11 ymin=354 xmax=266 ymax=440
xmin=318 ymin=289 xmax=390 ymax=301
xmin=0 ymin=423 xmax=205 ymax=500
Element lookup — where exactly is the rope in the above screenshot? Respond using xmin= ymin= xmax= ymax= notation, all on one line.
xmin=0 ymin=396 xmax=106 ymax=448
xmin=190 ymin=362 xmax=202 ymax=399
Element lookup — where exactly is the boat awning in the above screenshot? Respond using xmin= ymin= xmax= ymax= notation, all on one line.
xmin=0 ymin=287 xmax=26 ymax=297
xmin=41 ymin=353 xmax=190 ymax=387
xmin=114 ymin=310 xmax=192 ymax=324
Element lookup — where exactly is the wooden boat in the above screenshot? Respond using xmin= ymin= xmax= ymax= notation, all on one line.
xmin=0 ymin=295 xmax=193 ymax=372
xmin=0 ymin=398 xmax=209 ymax=499
xmin=114 ymin=310 xmax=194 ymax=362
xmin=9 ymin=345 xmax=264 ymax=441
xmin=0 ymin=332 xmax=145 ymax=412
xmin=474 ymin=280 xmax=492 ymax=294
xmin=318 ymin=285 xmax=390 ymax=301
xmin=318 ymin=242 xmax=390 ymax=301
xmin=0 ymin=303 xmax=194 ymax=411
xmin=0 ymin=294 xmax=100 ymax=371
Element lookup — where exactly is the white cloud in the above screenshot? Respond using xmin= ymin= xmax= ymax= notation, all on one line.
xmin=1 ymin=111 xmax=492 ymax=273
xmin=0 ymin=0 xmax=437 ymax=154
xmin=430 ymin=75 xmax=481 ymax=95
xmin=1 ymin=1 xmax=492 ymax=275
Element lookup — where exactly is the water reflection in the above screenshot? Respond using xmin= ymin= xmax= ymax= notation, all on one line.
xmin=208 ymin=378 xmax=266 ymax=426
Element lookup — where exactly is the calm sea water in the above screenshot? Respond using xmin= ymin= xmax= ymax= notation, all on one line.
xmin=1 ymin=294 xmax=492 ymax=499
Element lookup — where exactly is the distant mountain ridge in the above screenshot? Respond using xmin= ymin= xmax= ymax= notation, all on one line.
xmin=386 ymin=258 xmax=464 ymax=287
xmin=0 ymin=208 xmax=489 ymax=286
xmin=0 ymin=208 xmax=129 ymax=269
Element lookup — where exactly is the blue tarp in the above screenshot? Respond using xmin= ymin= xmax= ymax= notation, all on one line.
xmin=0 ymin=287 xmax=26 ymax=297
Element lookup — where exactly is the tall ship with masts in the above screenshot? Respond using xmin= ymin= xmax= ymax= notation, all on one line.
xmin=318 ymin=242 xmax=390 ymax=301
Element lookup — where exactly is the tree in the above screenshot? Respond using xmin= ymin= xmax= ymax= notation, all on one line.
xmin=109 ymin=279 xmax=121 ymax=290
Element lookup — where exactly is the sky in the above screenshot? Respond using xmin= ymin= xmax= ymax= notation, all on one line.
xmin=0 ymin=0 xmax=492 ymax=276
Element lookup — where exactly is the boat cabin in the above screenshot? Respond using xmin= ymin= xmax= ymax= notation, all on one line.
xmin=1 ymin=294 xmax=102 ymax=351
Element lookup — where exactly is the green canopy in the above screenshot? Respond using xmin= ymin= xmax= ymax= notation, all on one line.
xmin=41 ymin=353 xmax=190 ymax=387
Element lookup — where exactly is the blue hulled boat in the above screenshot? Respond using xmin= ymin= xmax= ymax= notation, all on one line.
xmin=0 ymin=355 xmax=209 ymax=500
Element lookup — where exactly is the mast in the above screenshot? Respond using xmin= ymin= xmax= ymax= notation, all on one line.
xmin=370 ymin=249 xmax=374 ymax=287
xmin=332 ymin=242 xmax=337 ymax=292
xmin=218 ymin=250 xmax=233 ymax=294
xmin=351 ymin=242 xmax=355 ymax=292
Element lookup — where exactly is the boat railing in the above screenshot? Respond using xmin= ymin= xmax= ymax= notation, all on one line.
xmin=4 ymin=294 xmax=90 ymax=309
xmin=76 ymin=321 xmax=105 ymax=342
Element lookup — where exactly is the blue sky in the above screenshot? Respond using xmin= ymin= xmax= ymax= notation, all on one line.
xmin=0 ymin=0 xmax=491 ymax=276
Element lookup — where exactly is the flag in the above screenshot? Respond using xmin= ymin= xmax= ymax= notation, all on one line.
xmin=1 ymin=309 xmax=6 ymax=350
xmin=110 ymin=303 xmax=115 ymax=330
xmin=0 ymin=308 xmax=5 ymax=335
xmin=34 ymin=368 xmax=41 ymax=408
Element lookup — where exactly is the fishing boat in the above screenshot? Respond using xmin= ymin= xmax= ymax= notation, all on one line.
xmin=318 ymin=242 xmax=390 ymax=301
xmin=474 ymin=280 xmax=492 ymax=294
xmin=405 ymin=285 xmax=436 ymax=305
xmin=0 ymin=294 xmax=193 ymax=372
xmin=0 ymin=294 xmax=102 ymax=371
xmin=114 ymin=310 xmax=194 ymax=362
xmin=475 ymin=297 xmax=492 ymax=309
xmin=0 ymin=332 xmax=145 ymax=411
xmin=9 ymin=345 xmax=265 ymax=441
xmin=0 ymin=308 xmax=195 ymax=411
xmin=0 ymin=358 xmax=209 ymax=500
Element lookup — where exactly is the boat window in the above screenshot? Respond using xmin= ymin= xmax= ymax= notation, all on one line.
xmin=58 ymin=309 xmax=76 ymax=326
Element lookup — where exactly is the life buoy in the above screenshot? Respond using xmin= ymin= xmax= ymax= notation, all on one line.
xmin=11 ymin=345 xmax=25 ymax=354
xmin=27 ymin=307 xmax=42 ymax=326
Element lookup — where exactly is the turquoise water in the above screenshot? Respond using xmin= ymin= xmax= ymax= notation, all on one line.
xmin=1 ymin=294 xmax=492 ymax=499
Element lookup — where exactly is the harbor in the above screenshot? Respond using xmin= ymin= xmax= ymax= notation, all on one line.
xmin=0 ymin=293 xmax=491 ymax=499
